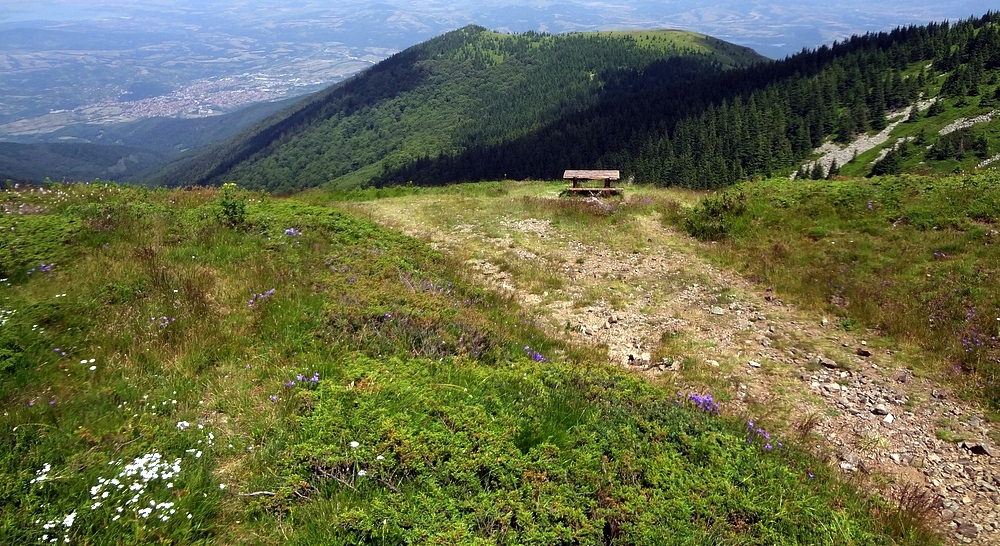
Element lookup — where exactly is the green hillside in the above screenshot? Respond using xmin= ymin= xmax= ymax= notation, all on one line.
xmin=151 ymin=26 xmax=765 ymax=192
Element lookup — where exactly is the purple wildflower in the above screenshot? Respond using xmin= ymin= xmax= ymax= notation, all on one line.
xmin=248 ymin=288 xmax=276 ymax=308
xmin=523 ymin=346 xmax=548 ymax=362
xmin=687 ymin=393 xmax=719 ymax=414
xmin=284 ymin=380 xmax=295 ymax=388
xmin=269 ymin=395 xmax=278 ymax=402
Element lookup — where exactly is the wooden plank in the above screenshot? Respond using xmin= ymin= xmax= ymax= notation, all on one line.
xmin=563 ymin=169 xmax=620 ymax=180
xmin=564 ymin=187 xmax=623 ymax=195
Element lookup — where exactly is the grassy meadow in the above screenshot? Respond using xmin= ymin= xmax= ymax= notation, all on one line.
xmin=0 ymin=181 xmax=941 ymax=544
xmin=681 ymin=172 xmax=1000 ymax=414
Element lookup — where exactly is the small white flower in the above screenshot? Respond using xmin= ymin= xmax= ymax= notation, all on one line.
xmin=357 ymin=469 xmax=367 ymax=477
xmin=376 ymin=455 xmax=384 ymax=461
xmin=219 ymin=483 xmax=226 ymax=489
xmin=89 ymin=366 xmax=96 ymax=371
xmin=349 ymin=441 xmax=360 ymax=449
xmin=88 ymin=359 xmax=95 ymax=363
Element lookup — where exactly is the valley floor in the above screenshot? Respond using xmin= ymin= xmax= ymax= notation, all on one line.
xmin=345 ymin=181 xmax=1000 ymax=544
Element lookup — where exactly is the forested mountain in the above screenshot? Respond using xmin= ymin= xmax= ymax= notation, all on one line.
xmin=155 ymin=13 xmax=1000 ymax=192
xmin=151 ymin=26 xmax=765 ymax=192
xmin=379 ymin=13 xmax=1000 ymax=188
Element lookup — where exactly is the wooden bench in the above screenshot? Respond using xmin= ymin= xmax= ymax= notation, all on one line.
xmin=562 ymin=169 xmax=622 ymax=196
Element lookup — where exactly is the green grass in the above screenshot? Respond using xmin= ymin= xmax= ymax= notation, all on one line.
xmin=677 ymin=172 xmax=1000 ymax=409
xmin=0 ymin=182 xmax=938 ymax=544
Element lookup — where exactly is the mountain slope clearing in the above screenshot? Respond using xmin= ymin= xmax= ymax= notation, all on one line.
xmin=344 ymin=181 xmax=1000 ymax=543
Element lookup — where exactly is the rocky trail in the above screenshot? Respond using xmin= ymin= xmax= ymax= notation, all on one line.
xmin=349 ymin=189 xmax=1000 ymax=543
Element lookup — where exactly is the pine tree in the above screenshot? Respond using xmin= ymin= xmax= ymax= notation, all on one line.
xmin=810 ymin=161 xmax=825 ymax=180
xmin=827 ymin=160 xmax=840 ymax=178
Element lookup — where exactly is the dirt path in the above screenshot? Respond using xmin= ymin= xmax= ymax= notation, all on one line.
xmin=348 ymin=189 xmax=1000 ymax=544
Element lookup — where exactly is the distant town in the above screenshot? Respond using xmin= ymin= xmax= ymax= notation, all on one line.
xmin=83 ymin=72 xmax=337 ymax=120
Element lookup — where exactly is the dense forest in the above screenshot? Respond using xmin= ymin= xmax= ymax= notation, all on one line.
xmin=152 ymin=27 xmax=764 ymax=192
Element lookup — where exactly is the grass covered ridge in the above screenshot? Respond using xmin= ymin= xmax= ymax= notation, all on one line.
xmin=1 ymin=183 xmax=934 ymax=544
xmin=681 ymin=172 xmax=1000 ymax=410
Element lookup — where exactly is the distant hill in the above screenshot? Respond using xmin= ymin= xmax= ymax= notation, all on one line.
xmin=150 ymin=26 xmax=766 ymax=192
xmin=0 ymin=142 xmax=165 ymax=183
xmin=21 ymin=97 xmax=301 ymax=157
xmin=0 ymin=97 xmax=300 ymax=184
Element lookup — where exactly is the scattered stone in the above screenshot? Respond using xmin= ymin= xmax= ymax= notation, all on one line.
xmin=872 ymin=404 xmax=890 ymax=416
xmin=932 ymin=389 xmax=947 ymax=400
xmin=839 ymin=461 xmax=857 ymax=472
xmin=957 ymin=522 xmax=980 ymax=539
xmin=890 ymin=453 xmax=902 ymax=464
xmin=710 ymin=306 xmax=724 ymax=315
xmin=960 ymin=442 xmax=995 ymax=457
xmin=968 ymin=416 xmax=982 ymax=428
xmin=706 ymin=359 xmax=720 ymax=367
xmin=856 ymin=348 xmax=872 ymax=357
xmin=748 ymin=360 xmax=761 ymax=368
xmin=609 ymin=315 xmax=619 ymax=324
xmin=882 ymin=414 xmax=895 ymax=425
xmin=818 ymin=356 xmax=838 ymax=369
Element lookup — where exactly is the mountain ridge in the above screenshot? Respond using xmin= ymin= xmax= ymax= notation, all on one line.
xmin=149 ymin=25 xmax=766 ymax=192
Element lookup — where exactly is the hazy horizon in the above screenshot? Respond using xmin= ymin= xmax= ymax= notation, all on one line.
xmin=3 ymin=1 xmax=998 ymax=56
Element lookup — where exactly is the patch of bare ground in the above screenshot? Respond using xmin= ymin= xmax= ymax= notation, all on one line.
xmin=352 ymin=191 xmax=1000 ymax=544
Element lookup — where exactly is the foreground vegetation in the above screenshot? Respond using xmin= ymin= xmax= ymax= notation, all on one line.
xmin=682 ymin=171 xmax=1000 ymax=411
xmin=0 ymin=182 xmax=936 ymax=544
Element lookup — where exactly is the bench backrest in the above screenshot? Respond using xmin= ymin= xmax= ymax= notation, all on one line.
xmin=563 ymin=170 xmax=620 ymax=180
